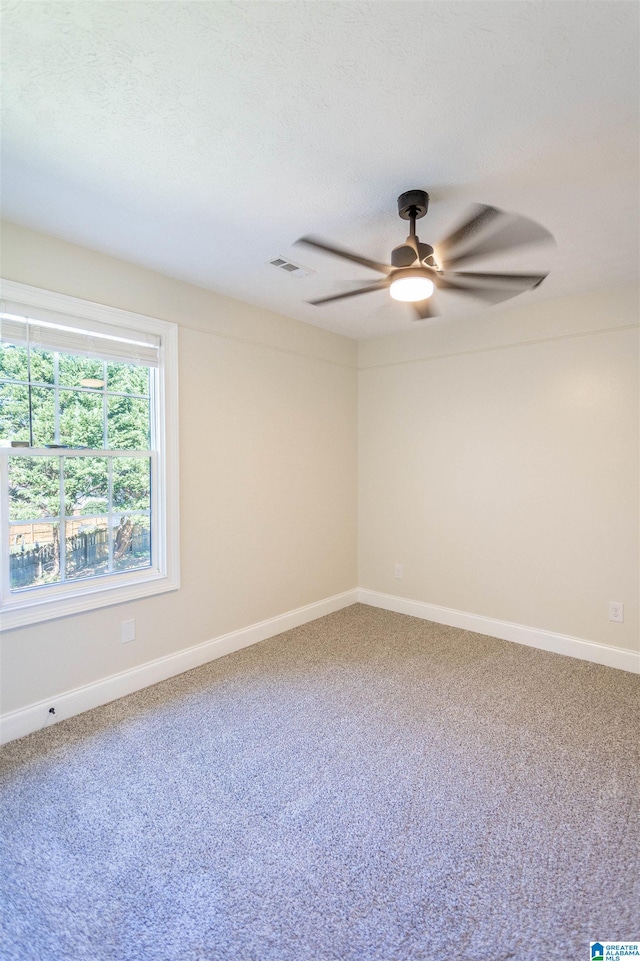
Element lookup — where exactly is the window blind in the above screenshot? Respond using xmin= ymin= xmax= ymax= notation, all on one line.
xmin=0 ymin=301 xmax=160 ymax=367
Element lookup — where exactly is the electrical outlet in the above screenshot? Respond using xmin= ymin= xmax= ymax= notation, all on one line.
xmin=121 ymin=619 xmax=136 ymax=643
xmin=608 ymin=602 xmax=624 ymax=624
xmin=394 ymin=563 xmax=403 ymax=578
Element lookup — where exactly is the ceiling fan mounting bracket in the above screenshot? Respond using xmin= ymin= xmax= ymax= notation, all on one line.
xmin=397 ymin=190 xmax=429 ymax=221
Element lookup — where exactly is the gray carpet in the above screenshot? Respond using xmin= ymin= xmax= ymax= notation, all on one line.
xmin=1 ymin=604 xmax=638 ymax=961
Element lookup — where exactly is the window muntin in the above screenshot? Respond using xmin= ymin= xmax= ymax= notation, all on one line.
xmin=0 ymin=283 xmax=179 ymax=628
xmin=0 ymin=345 xmax=151 ymax=450
xmin=7 ymin=452 xmax=153 ymax=592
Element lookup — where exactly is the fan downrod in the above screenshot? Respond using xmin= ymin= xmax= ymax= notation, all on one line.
xmin=397 ymin=190 xmax=429 ymax=221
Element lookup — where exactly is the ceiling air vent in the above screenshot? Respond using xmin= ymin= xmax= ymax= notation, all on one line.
xmin=268 ymin=257 xmax=314 ymax=278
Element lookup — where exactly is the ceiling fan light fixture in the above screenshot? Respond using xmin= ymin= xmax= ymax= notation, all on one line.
xmin=389 ymin=269 xmax=435 ymax=303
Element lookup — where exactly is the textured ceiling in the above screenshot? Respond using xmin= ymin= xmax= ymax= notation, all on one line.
xmin=2 ymin=1 xmax=639 ymax=339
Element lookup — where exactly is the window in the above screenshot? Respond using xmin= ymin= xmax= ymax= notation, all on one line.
xmin=0 ymin=281 xmax=179 ymax=629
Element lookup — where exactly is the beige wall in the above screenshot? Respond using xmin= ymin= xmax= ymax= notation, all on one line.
xmin=2 ymin=221 xmax=638 ymax=719
xmin=0 ymin=221 xmax=358 ymax=713
xmin=358 ymin=285 xmax=640 ymax=651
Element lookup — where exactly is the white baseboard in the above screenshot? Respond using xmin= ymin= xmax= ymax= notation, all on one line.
xmin=358 ymin=588 xmax=639 ymax=674
xmin=0 ymin=589 xmax=358 ymax=745
xmin=3 ymin=586 xmax=636 ymax=746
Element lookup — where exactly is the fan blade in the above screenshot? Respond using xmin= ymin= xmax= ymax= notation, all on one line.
xmin=297 ymin=236 xmax=391 ymax=275
xmin=436 ymin=279 xmax=523 ymax=305
xmin=412 ymin=298 xmax=439 ymax=320
xmin=436 ymin=205 xmax=504 ymax=263
xmin=448 ymin=271 xmax=548 ymax=287
xmin=308 ymin=280 xmax=389 ymax=306
xmin=439 ymin=208 xmax=555 ymax=270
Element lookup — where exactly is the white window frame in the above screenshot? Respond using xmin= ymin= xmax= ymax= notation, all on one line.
xmin=0 ymin=280 xmax=180 ymax=630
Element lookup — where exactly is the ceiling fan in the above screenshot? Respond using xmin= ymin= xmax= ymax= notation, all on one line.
xmin=297 ymin=190 xmax=554 ymax=320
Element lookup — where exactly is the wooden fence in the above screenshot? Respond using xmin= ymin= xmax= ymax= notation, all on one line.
xmin=10 ymin=527 xmax=150 ymax=589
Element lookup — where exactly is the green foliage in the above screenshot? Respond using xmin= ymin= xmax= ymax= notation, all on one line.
xmin=59 ymin=389 xmax=105 ymax=447
xmin=64 ymin=457 xmax=109 ymax=514
xmin=0 ymin=343 xmax=54 ymax=384
xmin=58 ymin=354 xmax=103 ymax=388
xmin=30 ymin=387 xmax=55 ymax=446
xmin=62 ymin=456 xmax=150 ymax=515
xmin=0 ymin=383 xmax=30 ymax=441
xmin=30 ymin=349 xmax=54 ymax=383
xmin=107 ymin=395 xmax=150 ymax=450
xmin=108 ymin=363 xmax=149 ymax=395
xmin=0 ymin=343 xmax=28 ymax=381
xmin=113 ymin=458 xmax=150 ymax=512
xmin=0 ymin=384 xmax=56 ymax=445
xmin=9 ymin=457 xmax=60 ymax=519
xmin=9 ymin=454 xmax=151 ymax=522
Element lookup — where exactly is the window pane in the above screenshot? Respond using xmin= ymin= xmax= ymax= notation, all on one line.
xmin=112 ymin=457 xmax=151 ymax=512
xmin=31 ymin=386 xmax=56 ymax=446
xmin=113 ymin=514 xmax=151 ymax=571
xmin=9 ymin=522 xmax=61 ymax=590
xmin=107 ymin=396 xmax=150 ymax=450
xmin=30 ymin=348 xmax=54 ymax=384
xmin=107 ymin=363 xmax=149 ymax=396
xmin=0 ymin=382 xmax=30 ymax=441
xmin=0 ymin=342 xmax=28 ymax=382
xmin=64 ymin=457 xmax=109 ymax=515
xmin=9 ymin=456 xmax=60 ymax=519
xmin=58 ymin=354 xmax=104 ymax=389
xmin=59 ymin=389 xmax=104 ymax=448
xmin=65 ymin=517 xmax=109 ymax=580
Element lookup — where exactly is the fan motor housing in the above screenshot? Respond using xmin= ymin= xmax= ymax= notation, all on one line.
xmin=392 ymin=242 xmax=434 ymax=268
